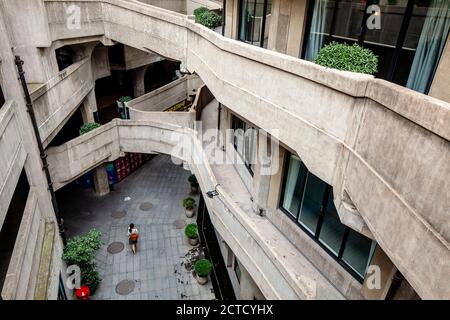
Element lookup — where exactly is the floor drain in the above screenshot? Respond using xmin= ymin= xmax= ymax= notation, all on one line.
xmin=174 ymin=220 xmax=186 ymax=229
xmin=115 ymin=280 xmax=135 ymax=295
xmin=107 ymin=242 xmax=125 ymax=254
xmin=140 ymin=202 xmax=153 ymax=211
xmin=111 ymin=210 xmax=126 ymax=218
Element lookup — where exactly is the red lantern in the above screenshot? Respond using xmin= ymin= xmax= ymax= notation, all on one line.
xmin=75 ymin=286 xmax=90 ymax=300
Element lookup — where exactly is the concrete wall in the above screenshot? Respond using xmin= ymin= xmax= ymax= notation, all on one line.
xmin=41 ymin=0 xmax=450 ymax=298
xmin=0 ymin=5 xmax=63 ymax=300
xmin=127 ymin=76 xmax=189 ymax=112
xmin=1 ymin=190 xmax=46 ymax=299
xmin=46 ymin=119 xmax=346 ymax=299
xmin=0 ymin=0 xmax=445 ymax=299
xmin=30 ymin=57 xmax=94 ymax=146
xmin=0 ymin=102 xmax=27 ymax=228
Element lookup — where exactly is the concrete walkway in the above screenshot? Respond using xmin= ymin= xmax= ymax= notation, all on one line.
xmin=58 ymin=155 xmax=216 ymax=300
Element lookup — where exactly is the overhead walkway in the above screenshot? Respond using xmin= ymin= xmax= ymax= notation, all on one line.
xmin=11 ymin=0 xmax=447 ymax=299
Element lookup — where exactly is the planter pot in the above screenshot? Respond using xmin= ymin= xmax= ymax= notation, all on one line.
xmin=190 ymin=183 xmax=199 ymax=194
xmin=188 ymin=237 xmax=199 ymax=246
xmin=196 ymin=274 xmax=209 ymax=285
xmin=185 ymin=207 xmax=195 ymax=218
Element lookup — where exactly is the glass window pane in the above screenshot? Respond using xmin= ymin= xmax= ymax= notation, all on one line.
xmin=282 ymin=156 xmax=306 ymax=218
xmin=405 ymin=0 xmax=450 ymax=93
xmin=364 ymin=0 xmax=408 ymax=47
xmin=318 ymin=192 xmax=346 ymax=255
xmin=342 ymin=229 xmax=376 ymax=277
xmin=239 ymin=0 xmax=271 ymax=47
xmin=332 ymin=0 xmax=366 ymax=41
xmin=298 ymin=172 xmax=327 ymax=234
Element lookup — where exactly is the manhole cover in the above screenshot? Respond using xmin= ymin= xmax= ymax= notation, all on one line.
xmin=174 ymin=220 xmax=186 ymax=229
xmin=116 ymin=280 xmax=135 ymax=295
xmin=111 ymin=210 xmax=126 ymax=218
xmin=107 ymin=242 xmax=125 ymax=254
xmin=140 ymin=202 xmax=153 ymax=211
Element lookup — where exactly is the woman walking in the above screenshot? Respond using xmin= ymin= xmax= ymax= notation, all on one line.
xmin=127 ymin=223 xmax=139 ymax=254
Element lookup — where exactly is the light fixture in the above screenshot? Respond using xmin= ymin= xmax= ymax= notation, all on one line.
xmin=206 ymin=184 xmax=220 ymax=198
xmin=206 ymin=190 xmax=219 ymax=198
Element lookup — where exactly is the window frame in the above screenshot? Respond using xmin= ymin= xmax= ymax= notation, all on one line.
xmin=232 ymin=115 xmax=256 ymax=176
xmin=301 ymin=0 xmax=448 ymax=93
xmin=238 ymin=0 xmax=272 ymax=48
xmin=279 ymin=152 xmax=375 ymax=282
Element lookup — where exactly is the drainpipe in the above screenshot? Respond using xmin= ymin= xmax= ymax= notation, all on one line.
xmin=15 ymin=56 xmax=67 ymax=246
xmin=217 ymin=103 xmax=222 ymax=147
xmin=222 ymin=0 xmax=226 ymax=36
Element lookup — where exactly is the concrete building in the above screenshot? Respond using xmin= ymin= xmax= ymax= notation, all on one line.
xmin=0 ymin=0 xmax=448 ymax=300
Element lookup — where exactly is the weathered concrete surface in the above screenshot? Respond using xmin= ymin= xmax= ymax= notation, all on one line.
xmin=46 ymin=119 xmax=343 ymax=299
xmin=29 ymin=57 xmax=94 ymax=147
xmin=41 ymin=0 xmax=450 ymax=298
xmin=0 ymin=102 xmax=27 ymax=228
xmin=127 ymin=74 xmax=201 ymax=128
xmin=1 ymin=190 xmax=45 ymax=300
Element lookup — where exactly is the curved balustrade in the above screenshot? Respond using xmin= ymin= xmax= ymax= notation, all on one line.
xmin=41 ymin=0 xmax=450 ymax=298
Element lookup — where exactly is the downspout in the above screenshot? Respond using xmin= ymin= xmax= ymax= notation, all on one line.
xmin=222 ymin=0 xmax=226 ymax=36
xmin=14 ymin=56 xmax=67 ymax=246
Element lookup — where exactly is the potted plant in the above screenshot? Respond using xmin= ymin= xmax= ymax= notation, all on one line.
xmin=188 ymin=174 xmax=199 ymax=194
xmin=182 ymin=197 xmax=196 ymax=218
xmin=185 ymin=223 xmax=199 ymax=246
xmin=79 ymin=122 xmax=101 ymax=135
xmin=194 ymin=259 xmax=212 ymax=285
xmin=62 ymin=229 xmax=103 ymax=295
xmin=314 ymin=42 xmax=378 ymax=75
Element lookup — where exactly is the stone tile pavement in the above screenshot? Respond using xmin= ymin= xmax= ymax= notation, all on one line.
xmin=58 ymin=155 xmax=216 ymax=300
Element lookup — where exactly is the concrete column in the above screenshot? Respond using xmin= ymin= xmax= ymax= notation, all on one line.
xmin=362 ymin=245 xmax=397 ymax=300
xmin=80 ymin=89 xmax=97 ymax=123
xmin=93 ymin=163 xmax=110 ymax=196
xmin=3 ymin=0 xmax=57 ymax=83
xmin=225 ymin=0 xmax=239 ymax=39
xmin=266 ymin=146 xmax=286 ymax=214
xmin=132 ymin=66 xmax=147 ymax=97
xmin=267 ymin=0 xmax=308 ymax=57
xmin=251 ymin=131 xmax=273 ymax=215
xmin=429 ymin=34 xmax=450 ymax=103
xmin=239 ymin=262 xmax=265 ymax=300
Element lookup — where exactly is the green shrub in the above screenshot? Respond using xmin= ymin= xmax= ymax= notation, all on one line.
xmin=79 ymin=122 xmax=101 ymax=135
xmin=194 ymin=7 xmax=209 ymax=22
xmin=62 ymin=229 xmax=103 ymax=292
xmin=194 ymin=8 xmax=222 ymax=29
xmin=185 ymin=223 xmax=198 ymax=239
xmin=314 ymin=42 xmax=378 ymax=75
xmin=183 ymin=197 xmax=196 ymax=209
xmin=195 ymin=259 xmax=212 ymax=277
xmin=188 ymin=174 xmax=198 ymax=185
xmin=118 ymin=96 xmax=133 ymax=103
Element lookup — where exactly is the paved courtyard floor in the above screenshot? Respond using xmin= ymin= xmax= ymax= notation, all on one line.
xmin=58 ymin=155 xmax=216 ymax=300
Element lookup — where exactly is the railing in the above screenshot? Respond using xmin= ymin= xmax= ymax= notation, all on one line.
xmin=1 ymin=190 xmax=44 ymax=300
xmin=29 ymin=58 xmax=94 ymax=146
xmin=0 ymin=101 xmax=27 ymax=228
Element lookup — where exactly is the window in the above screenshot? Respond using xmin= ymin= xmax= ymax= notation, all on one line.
xmin=234 ymin=257 xmax=242 ymax=283
xmin=280 ymin=153 xmax=376 ymax=281
xmin=303 ymin=0 xmax=450 ymax=93
xmin=0 ymin=83 xmax=5 ymax=109
xmin=238 ymin=0 xmax=272 ymax=48
xmin=232 ymin=115 xmax=257 ymax=175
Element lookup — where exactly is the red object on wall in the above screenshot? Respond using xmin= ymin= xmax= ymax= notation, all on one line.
xmin=75 ymin=286 xmax=90 ymax=300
